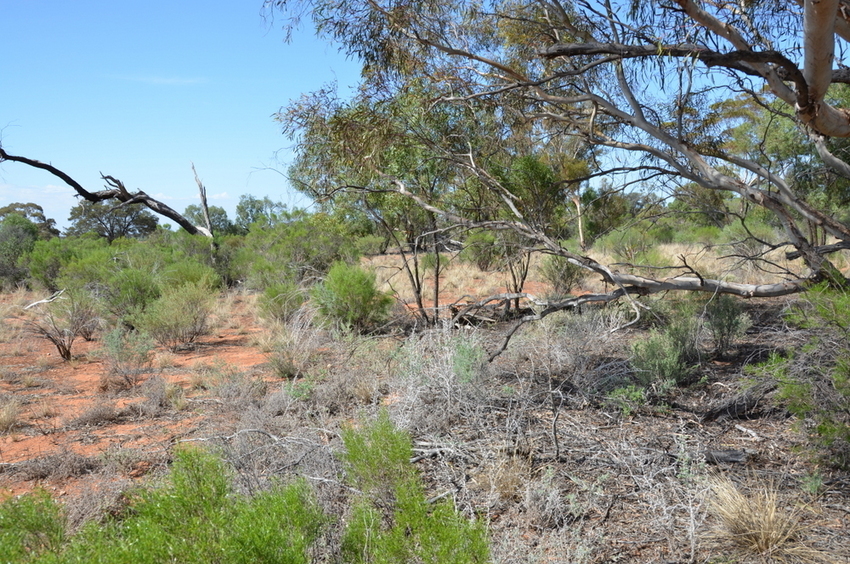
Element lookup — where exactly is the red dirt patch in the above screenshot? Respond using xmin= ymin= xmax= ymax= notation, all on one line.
xmin=0 ymin=293 xmax=269 ymax=499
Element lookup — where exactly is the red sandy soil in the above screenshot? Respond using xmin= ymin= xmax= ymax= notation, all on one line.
xmin=0 ymin=293 xmax=268 ymax=500
xmin=0 ymin=277 xmax=549 ymax=501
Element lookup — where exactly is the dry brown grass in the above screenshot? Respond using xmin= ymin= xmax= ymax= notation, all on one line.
xmin=366 ymin=252 xmax=525 ymax=304
xmin=705 ymin=474 xmax=829 ymax=563
xmin=0 ymin=396 xmax=21 ymax=433
xmin=472 ymin=454 xmax=533 ymax=503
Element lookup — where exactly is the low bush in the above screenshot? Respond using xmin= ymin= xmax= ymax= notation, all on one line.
xmin=631 ymin=329 xmax=692 ymax=389
xmin=630 ymin=298 xmax=704 ymax=389
xmin=45 ymin=447 xmax=326 ymax=563
xmin=606 ymin=385 xmax=646 ymax=417
xmin=311 ymin=261 xmax=393 ymax=332
xmin=341 ymin=411 xmax=490 ymax=563
xmin=257 ymin=281 xmax=305 ymax=323
xmin=704 ymin=294 xmax=751 ymax=356
xmin=761 ymin=284 xmax=850 ymax=467
xmin=99 ymin=328 xmax=155 ymax=390
xmin=0 ymin=489 xmax=66 ymax=561
xmin=134 ymin=282 xmax=215 ymax=351
xmin=537 ymin=254 xmax=586 ymax=297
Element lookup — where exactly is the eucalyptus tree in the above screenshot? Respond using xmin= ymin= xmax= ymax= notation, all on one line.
xmin=0 ymin=203 xmax=60 ymax=239
xmin=269 ymin=0 xmax=850 ymax=340
xmin=65 ymin=200 xmax=158 ymax=242
xmin=282 ymin=80 xmax=526 ymax=323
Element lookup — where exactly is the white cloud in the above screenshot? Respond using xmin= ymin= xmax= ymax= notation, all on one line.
xmin=150 ymin=192 xmax=178 ymax=201
xmin=209 ymin=192 xmax=229 ymax=200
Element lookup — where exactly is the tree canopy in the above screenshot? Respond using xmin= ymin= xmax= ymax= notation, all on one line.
xmin=65 ymin=201 xmax=158 ymax=242
xmin=268 ymin=0 xmax=850 ymax=331
xmin=0 ymin=203 xmax=59 ymax=239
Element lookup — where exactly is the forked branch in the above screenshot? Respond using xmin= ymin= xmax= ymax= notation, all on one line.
xmin=0 ymin=146 xmax=212 ymax=237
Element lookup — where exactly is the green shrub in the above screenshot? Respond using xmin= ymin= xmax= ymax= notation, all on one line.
xmin=355 ymin=233 xmax=386 ymax=256
xmin=134 ymin=282 xmax=215 ymax=351
xmin=631 ymin=329 xmax=692 ymax=388
xmin=100 ymin=328 xmax=155 ymax=390
xmin=665 ymin=306 xmax=703 ymax=365
xmin=453 ymin=334 xmax=487 ymax=385
xmin=762 ymin=284 xmax=850 ymax=467
xmin=0 ymin=489 xmax=66 ymax=561
xmin=593 ymin=226 xmax=651 ymax=263
xmin=311 ymin=261 xmax=393 ymax=332
xmin=631 ymin=301 xmax=702 ymax=388
xmin=671 ymin=224 xmax=723 ymax=245
xmin=460 ymin=231 xmax=500 ymax=271
xmin=54 ymin=447 xmax=325 ymax=564
xmin=341 ymin=411 xmax=490 ymax=564
xmin=606 ymin=385 xmax=647 ymax=417
xmin=0 ymin=214 xmax=38 ymax=289
xmin=159 ymin=260 xmax=222 ymax=290
xmin=24 ymin=234 xmax=108 ymax=292
xmin=103 ymin=268 xmax=162 ymax=325
xmin=235 ymin=210 xmax=359 ymax=289
xmin=704 ymin=294 xmax=751 ymax=356
xmin=258 ymin=281 xmax=305 ymax=323
xmin=538 ymin=254 xmax=586 ymax=297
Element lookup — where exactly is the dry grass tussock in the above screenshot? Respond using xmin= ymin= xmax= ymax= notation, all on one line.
xmin=0 ymin=395 xmax=21 ymax=433
xmin=705 ymin=474 xmax=831 ymax=563
xmin=367 ymin=252 xmax=543 ymax=303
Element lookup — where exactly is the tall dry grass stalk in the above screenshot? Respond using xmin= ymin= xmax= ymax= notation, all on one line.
xmin=0 ymin=397 xmax=21 ymax=433
xmin=705 ymin=474 xmax=828 ymax=563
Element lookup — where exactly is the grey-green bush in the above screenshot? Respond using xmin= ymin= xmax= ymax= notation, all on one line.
xmin=538 ymin=254 xmax=586 ymax=297
xmin=311 ymin=261 xmax=393 ymax=332
xmin=134 ymin=282 xmax=215 ymax=351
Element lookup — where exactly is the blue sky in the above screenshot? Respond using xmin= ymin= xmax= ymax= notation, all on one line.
xmin=0 ymin=1 xmax=361 ymax=229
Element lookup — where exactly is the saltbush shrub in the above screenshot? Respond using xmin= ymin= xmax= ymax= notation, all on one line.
xmin=311 ymin=261 xmax=393 ymax=332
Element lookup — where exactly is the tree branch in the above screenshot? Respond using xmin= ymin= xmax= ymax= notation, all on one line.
xmin=0 ymin=145 xmax=212 ymax=238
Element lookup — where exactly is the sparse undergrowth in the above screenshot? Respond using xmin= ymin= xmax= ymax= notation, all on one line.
xmin=0 ymin=272 xmax=848 ymax=563
xmin=0 ymin=417 xmax=488 ymax=563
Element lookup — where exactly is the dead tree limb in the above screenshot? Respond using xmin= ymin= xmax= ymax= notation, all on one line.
xmin=0 ymin=145 xmax=212 ymax=237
